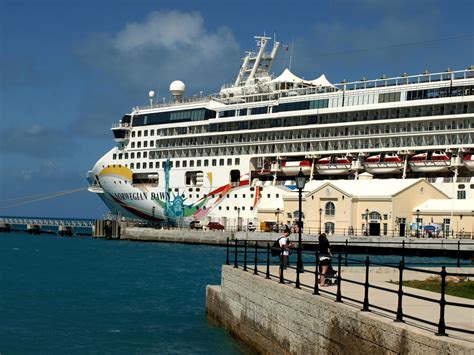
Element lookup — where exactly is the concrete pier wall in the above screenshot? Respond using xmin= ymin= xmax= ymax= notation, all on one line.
xmin=206 ymin=266 xmax=472 ymax=354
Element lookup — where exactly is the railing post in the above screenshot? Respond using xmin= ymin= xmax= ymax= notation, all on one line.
xmin=296 ymin=250 xmax=301 ymax=289
xmin=362 ymin=256 xmax=370 ymax=311
xmin=244 ymin=240 xmax=248 ymax=271
xmin=336 ymin=253 xmax=342 ymax=302
xmin=226 ymin=237 xmax=230 ymax=265
xmin=266 ymin=243 xmax=270 ymax=279
xmin=234 ymin=239 xmax=238 ymax=268
xmin=395 ymin=260 xmax=404 ymax=322
xmin=254 ymin=241 xmax=258 ymax=275
xmin=402 ymin=240 xmax=405 ymax=264
xmin=457 ymin=240 xmax=461 ymax=268
xmin=279 ymin=249 xmax=285 ymax=284
xmin=313 ymin=250 xmax=319 ymax=295
xmin=344 ymin=239 xmax=348 ymax=267
xmin=436 ymin=267 xmax=447 ymax=336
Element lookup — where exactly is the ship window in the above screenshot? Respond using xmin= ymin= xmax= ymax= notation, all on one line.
xmin=204 ymin=159 xmax=209 ymax=167
xmin=227 ymin=158 xmax=232 ymax=165
xmin=130 ymin=163 xmax=134 ymax=169
xmin=150 ymin=140 xmax=154 ymax=147
xmin=150 ymin=129 xmax=154 ymax=136
xmin=170 ymin=161 xmax=173 ymax=168
xmin=176 ymin=161 xmax=180 ymax=168
xmin=230 ymin=170 xmax=240 ymax=186
xmin=183 ymin=161 xmax=187 ymax=168
xmin=267 ymin=194 xmax=270 ymax=198
xmin=226 ymin=206 xmax=230 ymax=210
xmin=220 ymin=159 xmax=224 ymax=166
xmin=219 ymin=206 xmax=222 ymax=210
xmin=458 ymin=184 xmax=465 ymax=189
xmin=125 ymin=153 xmax=128 ymax=159
xmin=457 ymin=190 xmax=466 ymax=199
xmin=137 ymin=142 xmax=141 ymax=148
xmin=240 ymin=109 xmax=247 ymax=116
xmin=131 ymin=142 xmax=135 ymax=148
xmin=197 ymin=160 xmax=201 ymax=167
xmin=250 ymin=207 xmax=253 ymax=211
xmin=113 ymin=154 xmax=117 ymax=160
xmin=118 ymin=154 xmax=122 ymax=159
xmin=235 ymin=158 xmax=240 ymax=165
xmin=212 ymin=159 xmax=217 ymax=166
xmin=138 ymin=131 xmax=142 ymax=137
xmin=144 ymin=141 xmax=148 ymax=148
xmin=144 ymin=130 xmax=148 ymax=137
xmin=136 ymin=162 xmax=141 ymax=169
xmin=137 ymin=152 xmax=141 ymax=158
xmin=190 ymin=160 xmax=194 ymax=167
xmin=155 ymin=162 xmax=159 ymax=168
xmin=131 ymin=153 xmax=135 ymax=158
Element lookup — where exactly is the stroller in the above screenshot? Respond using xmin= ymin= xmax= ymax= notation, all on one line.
xmin=319 ymin=258 xmax=338 ymax=286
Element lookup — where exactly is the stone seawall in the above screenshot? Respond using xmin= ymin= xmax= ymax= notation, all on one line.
xmin=206 ymin=266 xmax=472 ymax=354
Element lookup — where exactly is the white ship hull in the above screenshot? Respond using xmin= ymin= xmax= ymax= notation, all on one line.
xmin=409 ymin=162 xmax=451 ymax=173
xmin=364 ymin=163 xmax=403 ymax=174
xmin=316 ymin=164 xmax=352 ymax=175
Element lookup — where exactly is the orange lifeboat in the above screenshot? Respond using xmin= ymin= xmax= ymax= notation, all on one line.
xmin=409 ymin=151 xmax=451 ymax=172
xmin=281 ymin=160 xmax=312 ymax=175
xmin=316 ymin=155 xmax=352 ymax=175
xmin=364 ymin=153 xmax=403 ymax=174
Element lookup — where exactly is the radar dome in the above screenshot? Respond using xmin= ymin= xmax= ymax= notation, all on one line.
xmin=169 ymin=80 xmax=185 ymax=101
xmin=148 ymin=90 xmax=155 ymax=98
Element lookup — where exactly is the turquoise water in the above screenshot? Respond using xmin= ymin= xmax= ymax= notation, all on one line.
xmin=0 ymin=232 xmax=249 ymax=354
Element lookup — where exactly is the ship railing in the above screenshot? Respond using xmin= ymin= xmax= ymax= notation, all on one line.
xmin=111 ymin=122 xmax=130 ymax=129
xmin=134 ymin=95 xmax=217 ymax=111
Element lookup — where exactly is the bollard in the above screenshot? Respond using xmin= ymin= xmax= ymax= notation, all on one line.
xmin=313 ymin=250 xmax=320 ymax=295
xmin=226 ymin=237 xmax=230 ymax=265
xmin=244 ymin=240 xmax=248 ymax=271
xmin=266 ymin=243 xmax=270 ymax=279
xmin=234 ymin=239 xmax=238 ymax=268
xmin=395 ymin=260 xmax=404 ymax=322
xmin=254 ymin=241 xmax=258 ymax=275
xmin=436 ymin=267 xmax=447 ymax=336
xmin=336 ymin=253 xmax=342 ymax=302
xmin=344 ymin=239 xmax=348 ymax=267
xmin=362 ymin=256 xmax=370 ymax=311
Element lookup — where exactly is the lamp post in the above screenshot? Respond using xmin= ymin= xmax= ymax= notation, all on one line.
xmin=416 ymin=209 xmax=420 ymax=238
xmin=365 ymin=208 xmax=369 ymax=236
xmin=237 ymin=207 xmax=241 ymax=232
xmin=152 ymin=206 xmax=155 ymax=229
xmin=295 ymin=169 xmax=307 ymax=282
xmin=319 ymin=207 xmax=323 ymax=234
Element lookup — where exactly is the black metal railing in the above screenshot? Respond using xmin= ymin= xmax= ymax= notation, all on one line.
xmin=226 ymin=238 xmax=474 ymax=337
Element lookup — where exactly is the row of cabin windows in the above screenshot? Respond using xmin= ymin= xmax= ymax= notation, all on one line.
xmin=130 ymin=141 xmax=154 ymax=148
xmin=218 ymin=206 xmax=254 ymax=211
xmin=111 ymin=154 xmax=241 ymax=168
xmin=131 ymin=129 xmax=155 ymax=138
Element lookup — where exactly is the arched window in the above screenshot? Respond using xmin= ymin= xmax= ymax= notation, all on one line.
xmin=324 ymin=222 xmax=335 ymax=234
xmin=369 ymin=211 xmax=381 ymax=220
xmin=325 ymin=202 xmax=335 ymax=216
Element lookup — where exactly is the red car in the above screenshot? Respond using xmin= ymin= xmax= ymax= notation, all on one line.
xmin=207 ymin=222 xmax=225 ymax=230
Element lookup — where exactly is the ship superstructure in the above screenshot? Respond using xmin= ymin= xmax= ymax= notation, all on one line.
xmin=87 ymin=35 xmax=474 ymax=228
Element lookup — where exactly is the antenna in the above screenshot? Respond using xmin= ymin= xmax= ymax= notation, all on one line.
xmin=289 ymin=37 xmax=294 ymax=70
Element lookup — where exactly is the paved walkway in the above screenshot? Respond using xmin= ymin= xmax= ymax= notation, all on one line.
xmin=251 ymin=264 xmax=474 ymax=344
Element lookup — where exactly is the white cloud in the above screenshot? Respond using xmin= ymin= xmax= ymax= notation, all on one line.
xmin=76 ymin=10 xmax=241 ymax=94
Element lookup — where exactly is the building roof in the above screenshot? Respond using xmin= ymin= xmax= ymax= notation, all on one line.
xmin=415 ymin=199 xmax=474 ymax=214
xmin=303 ymin=178 xmax=425 ymax=198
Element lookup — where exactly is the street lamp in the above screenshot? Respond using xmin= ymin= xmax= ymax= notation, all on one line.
xmin=152 ymin=206 xmax=155 ymax=229
xmin=295 ymin=169 xmax=307 ymax=287
xmin=416 ymin=209 xmax=420 ymax=238
xmin=237 ymin=207 xmax=241 ymax=232
xmin=365 ymin=208 xmax=369 ymax=236
xmin=319 ymin=207 xmax=323 ymax=234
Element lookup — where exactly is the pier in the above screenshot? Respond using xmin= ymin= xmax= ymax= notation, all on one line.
xmin=0 ymin=217 xmax=94 ymax=236
xmin=206 ymin=241 xmax=474 ymax=354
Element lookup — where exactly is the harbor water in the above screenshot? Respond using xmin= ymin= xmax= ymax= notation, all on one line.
xmin=0 ymin=232 xmax=251 ymax=354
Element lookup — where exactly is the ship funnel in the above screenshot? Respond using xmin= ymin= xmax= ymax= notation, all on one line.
xmin=170 ymin=80 xmax=185 ymax=101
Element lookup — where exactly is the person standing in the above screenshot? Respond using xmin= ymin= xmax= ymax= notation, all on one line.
xmin=279 ymin=226 xmax=293 ymax=269
xmin=318 ymin=233 xmax=332 ymax=287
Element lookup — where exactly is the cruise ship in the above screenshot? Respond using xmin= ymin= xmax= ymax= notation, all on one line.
xmin=87 ymin=35 xmax=474 ymax=228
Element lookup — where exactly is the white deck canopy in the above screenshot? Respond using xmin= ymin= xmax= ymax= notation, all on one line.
xmin=309 ymin=74 xmax=334 ymax=88
xmin=272 ymin=69 xmax=334 ymax=89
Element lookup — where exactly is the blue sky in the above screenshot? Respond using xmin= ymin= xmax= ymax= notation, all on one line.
xmin=0 ymin=0 xmax=473 ymax=218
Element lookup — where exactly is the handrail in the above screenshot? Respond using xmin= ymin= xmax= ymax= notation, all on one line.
xmin=226 ymin=238 xmax=474 ymax=337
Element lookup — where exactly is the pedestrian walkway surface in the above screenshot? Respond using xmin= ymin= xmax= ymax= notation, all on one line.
xmin=253 ymin=265 xmax=473 ymax=344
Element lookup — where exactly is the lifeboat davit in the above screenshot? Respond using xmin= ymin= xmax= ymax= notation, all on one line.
xmin=463 ymin=154 xmax=474 ymax=171
xmin=409 ymin=151 xmax=451 ymax=172
xmin=364 ymin=153 xmax=403 ymax=174
xmin=316 ymin=155 xmax=352 ymax=175
xmin=281 ymin=160 xmax=312 ymax=175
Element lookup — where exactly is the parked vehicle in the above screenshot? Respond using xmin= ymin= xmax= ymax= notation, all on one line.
xmin=207 ymin=222 xmax=225 ymax=230
xmin=189 ymin=220 xmax=202 ymax=229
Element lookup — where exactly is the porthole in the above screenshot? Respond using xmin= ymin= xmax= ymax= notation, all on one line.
xmin=458 ymin=184 xmax=465 ymax=189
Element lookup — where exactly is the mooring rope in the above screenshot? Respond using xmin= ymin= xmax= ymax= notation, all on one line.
xmin=0 ymin=187 xmax=86 ymax=209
